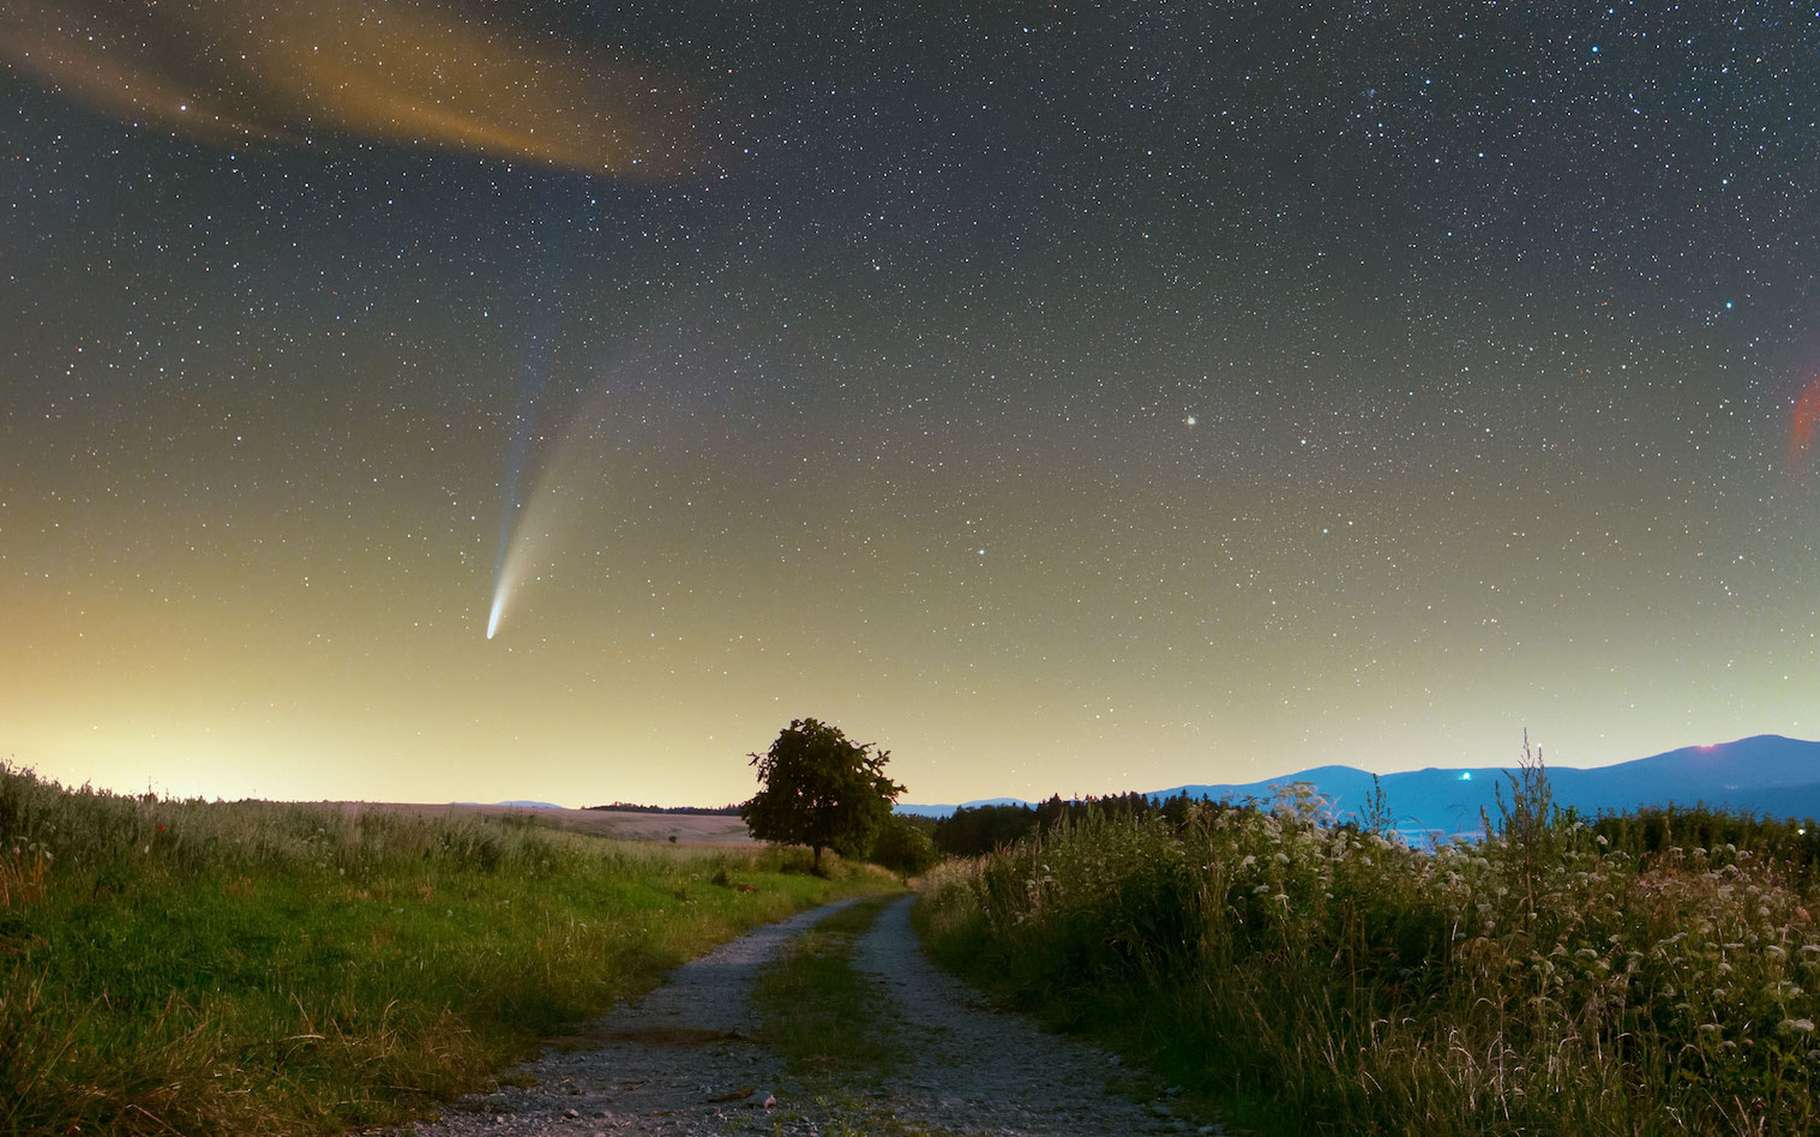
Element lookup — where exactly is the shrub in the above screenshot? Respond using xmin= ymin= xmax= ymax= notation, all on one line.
xmin=869 ymin=815 xmax=939 ymax=876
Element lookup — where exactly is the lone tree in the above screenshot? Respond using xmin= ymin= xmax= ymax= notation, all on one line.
xmin=741 ymin=718 xmax=904 ymax=872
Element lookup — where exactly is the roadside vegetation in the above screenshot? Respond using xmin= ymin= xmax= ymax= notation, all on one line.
xmin=918 ymin=747 xmax=1820 ymax=1135
xmin=0 ymin=763 xmax=892 ymax=1137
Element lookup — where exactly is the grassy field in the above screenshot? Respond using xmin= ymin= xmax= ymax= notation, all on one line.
xmin=0 ymin=763 xmax=891 ymax=1136
xmin=349 ymin=802 xmax=756 ymax=846
xmin=917 ymin=766 xmax=1820 ymax=1135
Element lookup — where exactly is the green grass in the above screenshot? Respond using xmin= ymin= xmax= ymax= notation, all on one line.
xmin=917 ymin=777 xmax=1820 ymax=1136
xmin=753 ymin=894 xmax=902 ymax=1082
xmin=0 ymin=763 xmax=894 ymax=1136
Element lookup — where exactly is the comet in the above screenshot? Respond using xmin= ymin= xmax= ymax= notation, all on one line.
xmin=482 ymin=361 xmax=627 ymax=641
xmin=485 ymin=314 xmax=559 ymax=643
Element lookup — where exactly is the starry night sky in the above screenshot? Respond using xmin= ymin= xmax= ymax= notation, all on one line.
xmin=4 ymin=0 xmax=1819 ymax=806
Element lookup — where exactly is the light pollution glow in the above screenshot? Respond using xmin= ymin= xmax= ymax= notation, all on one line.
xmin=1 ymin=0 xmax=696 ymax=176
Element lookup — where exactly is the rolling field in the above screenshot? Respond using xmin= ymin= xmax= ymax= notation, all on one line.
xmin=0 ymin=764 xmax=887 ymax=1136
xmin=340 ymin=802 xmax=757 ymax=846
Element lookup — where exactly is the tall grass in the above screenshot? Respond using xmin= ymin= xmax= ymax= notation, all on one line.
xmin=0 ymin=763 xmax=887 ymax=1136
xmin=918 ymin=766 xmax=1820 ymax=1135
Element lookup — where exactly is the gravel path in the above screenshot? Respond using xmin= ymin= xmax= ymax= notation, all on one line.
xmin=392 ymin=899 xmax=858 ymax=1137
xmin=840 ymin=895 xmax=1213 ymax=1136
xmin=392 ymin=894 xmax=1215 ymax=1137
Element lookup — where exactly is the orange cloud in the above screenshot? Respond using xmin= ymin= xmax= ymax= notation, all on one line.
xmin=1 ymin=0 xmax=695 ymax=177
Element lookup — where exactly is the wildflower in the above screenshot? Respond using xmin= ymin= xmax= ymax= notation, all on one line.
xmin=1780 ymin=1018 xmax=1816 ymax=1035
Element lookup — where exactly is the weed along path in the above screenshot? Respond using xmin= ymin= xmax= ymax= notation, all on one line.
xmin=395 ymin=894 xmax=1207 ymax=1137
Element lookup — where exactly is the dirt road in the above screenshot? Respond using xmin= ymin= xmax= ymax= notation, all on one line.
xmin=394 ymin=896 xmax=1210 ymax=1136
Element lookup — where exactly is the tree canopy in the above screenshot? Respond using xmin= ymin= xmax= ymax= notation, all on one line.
xmin=741 ymin=718 xmax=904 ymax=871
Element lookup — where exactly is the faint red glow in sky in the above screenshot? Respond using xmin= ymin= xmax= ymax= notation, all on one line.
xmin=1791 ymin=375 xmax=1820 ymax=476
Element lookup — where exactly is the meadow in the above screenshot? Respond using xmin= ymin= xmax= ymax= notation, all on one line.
xmin=918 ymin=759 xmax=1820 ymax=1135
xmin=0 ymin=763 xmax=888 ymax=1136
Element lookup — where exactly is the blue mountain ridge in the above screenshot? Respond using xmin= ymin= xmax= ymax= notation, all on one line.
xmin=896 ymin=735 xmax=1820 ymax=837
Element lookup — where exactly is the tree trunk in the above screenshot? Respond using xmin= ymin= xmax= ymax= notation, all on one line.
xmin=812 ymin=844 xmax=824 ymax=873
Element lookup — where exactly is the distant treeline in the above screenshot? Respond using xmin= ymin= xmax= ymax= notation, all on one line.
xmin=936 ymin=790 xmax=1820 ymax=874
xmin=933 ymin=791 xmax=1246 ymax=857
xmin=584 ymin=802 xmax=744 ymax=816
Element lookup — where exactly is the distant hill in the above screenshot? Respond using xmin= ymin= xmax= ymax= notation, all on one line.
xmin=895 ymin=797 xmax=1031 ymax=819
xmin=486 ymin=800 xmax=567 ymax=811
xmin=897 ymin=735 xmax=1820 ymax=837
